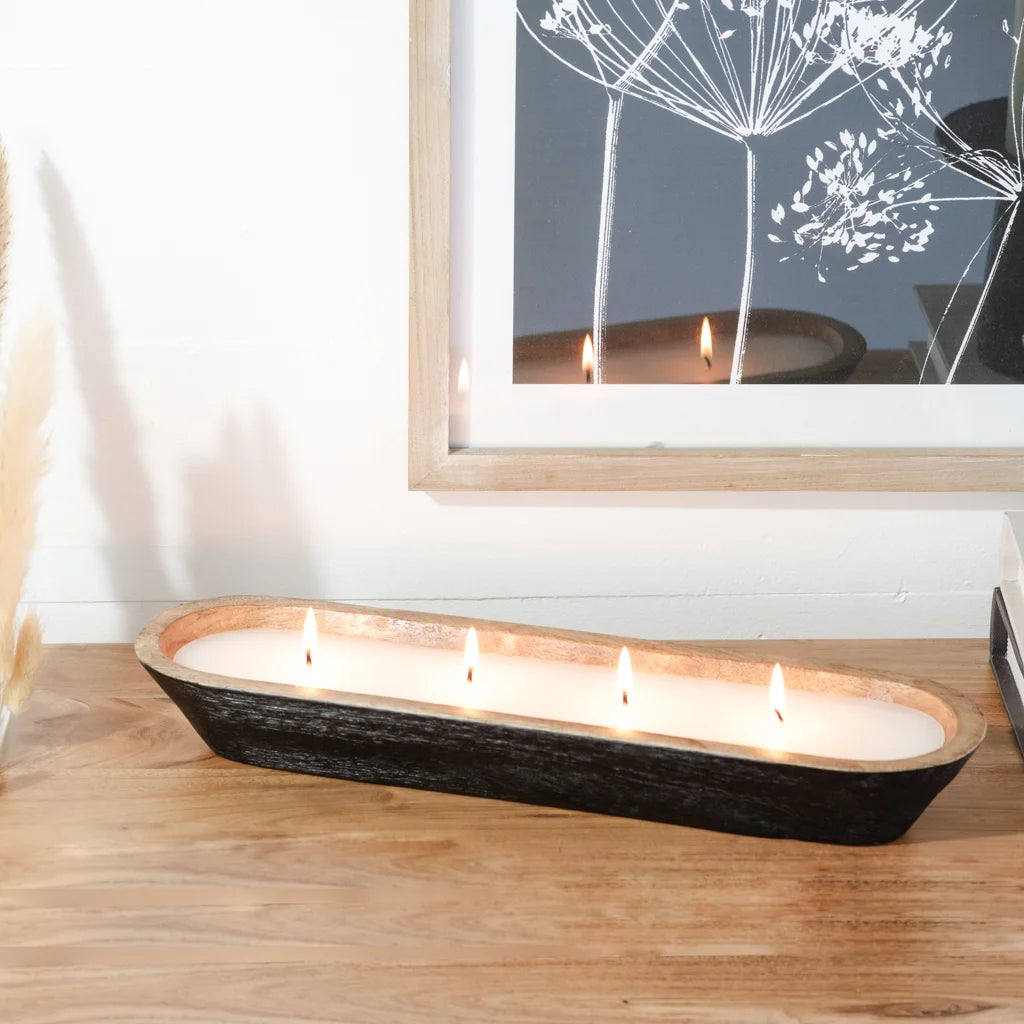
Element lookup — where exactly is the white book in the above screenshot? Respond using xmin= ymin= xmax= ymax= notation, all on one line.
xmin=1000 ymin=513 xmax=1024 ymax=641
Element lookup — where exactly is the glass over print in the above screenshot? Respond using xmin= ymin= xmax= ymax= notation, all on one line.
xmin=512 ymin=1 xmax=1024 ymax=385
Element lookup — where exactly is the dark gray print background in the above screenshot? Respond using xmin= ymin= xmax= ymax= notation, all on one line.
xmin=513 ymin=1 xmax=1023 ymax=385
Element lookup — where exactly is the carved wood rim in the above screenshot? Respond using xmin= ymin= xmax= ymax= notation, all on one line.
xmin=136 ymin=596 xmax=986 ymax=775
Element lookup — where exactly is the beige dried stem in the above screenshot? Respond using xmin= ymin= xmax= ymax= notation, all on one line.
xmin=0 ymin=141 xmax=54 ymax=712
xmin=0 ymin=317 xmax=54 ymax=713
xmin=0 ymin=319 xmax=55 ymax=712
xmin=5 ymin=611 xmax=41 ymax=712
xmin=0 ymin=146 xmax=9 ymax=313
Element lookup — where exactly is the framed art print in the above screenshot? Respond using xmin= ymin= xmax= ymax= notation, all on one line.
xmin=409 ymin=0 xmax=1024 ymax=489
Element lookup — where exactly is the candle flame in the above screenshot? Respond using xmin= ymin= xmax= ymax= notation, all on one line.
xmin=770 ymin=663 xmax=786 ymax=724
xmin=303 ymin=607 xmax=317 ymax=668
xmin=464 ymin=626 xmax=478 ymax=684
xmin=457 ymin=358 xmax=470 ymax=394
xmin=618 ymin=647 xmax=632 ymax=707
xmin=700 ymin=317 xmax=713 ymax=369
xmin=582 ymin=334 xmax=595 ymax=384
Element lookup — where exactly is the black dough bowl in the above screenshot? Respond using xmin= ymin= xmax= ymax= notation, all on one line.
xmin=137 ymin=598 xmax=985 ymax=846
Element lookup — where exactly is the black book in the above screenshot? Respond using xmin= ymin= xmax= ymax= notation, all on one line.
xmin=991 ymin=513 xmax=1024 ymax=760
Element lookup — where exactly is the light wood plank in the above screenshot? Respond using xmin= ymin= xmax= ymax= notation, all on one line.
xmin=0 ymin=640 xmax=1022 ymax=1021
xmin=408 ymin=0 xmax=451 ymax=489
xmin=412 ymin=445 xmax=1024 ymax=491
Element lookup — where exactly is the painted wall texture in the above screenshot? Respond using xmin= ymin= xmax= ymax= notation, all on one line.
xmin=0 ymin=0 xmax=1019 ymax=643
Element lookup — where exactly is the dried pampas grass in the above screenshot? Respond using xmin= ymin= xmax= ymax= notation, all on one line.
xmin=0 ymin=146 xmax=9 ymax=310
xmin=0 ymin=317 xmax=54 ymax=714
xmin=4 ymin=611 xmax=41 ymax=712
xmin=0 ymin=140 xmax=54 ymax=718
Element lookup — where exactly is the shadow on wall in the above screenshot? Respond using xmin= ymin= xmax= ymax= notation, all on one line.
xmin=39 ymin=156 xmax=322 ymax=632
xmin=185 ymin=413 xmax=324 ymax=598
xmin=39 ymin=155 xmax=174 ymax=636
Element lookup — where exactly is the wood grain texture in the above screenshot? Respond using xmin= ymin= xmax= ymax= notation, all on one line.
xmin=407 ymin=0 xmax=1024 ymax=491
xmin=0 ymin=639 xmax=1021 ymax=1022
xmin=408 ymin=0 xmax=451 ymax=490
xmin=135 ymin=598 xmax=985 ymax=845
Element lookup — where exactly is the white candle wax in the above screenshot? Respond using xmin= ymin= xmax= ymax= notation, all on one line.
xmin=175 ymin=629 xmax=946 ymax=762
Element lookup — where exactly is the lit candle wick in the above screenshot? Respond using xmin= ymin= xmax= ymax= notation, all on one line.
xmin=700 ymin=316 xmax=713 ymax=370
xmin=464 ymin=627 xmax=478 ymax=686
xmin=302 ymin=608 xmax=317 ymax=671
xmin=618 ymin=647 xmax=632 ymax=710
xmin=770 ymin=663 xmax=786 ymax=727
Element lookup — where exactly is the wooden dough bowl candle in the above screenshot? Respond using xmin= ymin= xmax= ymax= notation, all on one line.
xmin=513 ymin=308 xmax=867 ymax=384
xmin=136 ymin=597 xmax=985 ymax=846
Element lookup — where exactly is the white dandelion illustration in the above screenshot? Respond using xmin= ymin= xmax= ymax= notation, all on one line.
xmin=768 ymin=127 xmax=940 ymax=278
xmin=521 ymin=0 xmax=953 ymax=383
xmin=861 ymin=18 xmax=1024 ymax=383
xmin=777 ymin=11 xmax=1023 ymax=383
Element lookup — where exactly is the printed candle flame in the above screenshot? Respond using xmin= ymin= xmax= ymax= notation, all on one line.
xmin=582 ymin=333 xmax=595 ymax=383
xmin=520 ymin=0 xmax=950 ymax=383
xmin=700 ymin=316 xmax=713 ymax=368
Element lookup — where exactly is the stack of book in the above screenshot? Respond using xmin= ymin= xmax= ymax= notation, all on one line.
xmin=991 ymin=512 xmax=1024 ymax=759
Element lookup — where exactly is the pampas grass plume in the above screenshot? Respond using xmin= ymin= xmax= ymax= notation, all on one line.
xmin=4 ymin=611 xmax=41 ymax=712
xmin=0 ymin=141 xmax=53 ymax=716
xmin=0 ymin=314 xmax=55 ymax=712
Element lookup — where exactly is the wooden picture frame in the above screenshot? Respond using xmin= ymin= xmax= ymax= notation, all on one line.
xmin=408 ymin=0 xmax=1024 ymax=491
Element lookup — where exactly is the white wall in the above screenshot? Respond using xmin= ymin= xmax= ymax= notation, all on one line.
xmin=0 ymin=0 xmax=1019 ymax=644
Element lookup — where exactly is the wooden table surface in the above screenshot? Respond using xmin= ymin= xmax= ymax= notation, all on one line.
xmin=0 ymin=640 xmax=1021 ymax=1023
